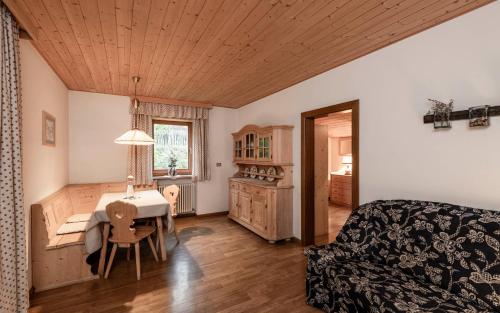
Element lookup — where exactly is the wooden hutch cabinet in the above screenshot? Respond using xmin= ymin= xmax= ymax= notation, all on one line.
xmin=229 ymin=125 xmax=293 ymax=243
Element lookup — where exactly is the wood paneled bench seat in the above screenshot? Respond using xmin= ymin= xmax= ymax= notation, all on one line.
xmin=31 ymin=182 xmax=156 ymax=292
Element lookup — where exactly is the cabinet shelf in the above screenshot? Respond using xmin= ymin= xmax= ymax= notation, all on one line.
xmin=238 ymin=171 xmax=283 ymax=179
xmin=234 ymin=160 xmax=293 ymax=166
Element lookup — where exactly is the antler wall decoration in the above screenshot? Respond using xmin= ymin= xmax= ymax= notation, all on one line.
xmin=426 ymin=99 xmax=454 ymax=129
xmin=423 ymin=100 xmax=500 ymax=129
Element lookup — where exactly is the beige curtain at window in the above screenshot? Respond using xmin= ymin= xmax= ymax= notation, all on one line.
xmin=127 ymin=102 xmax=210 ymax=184
xmin=127 ymin=114 xmax=153 ymax=185
xmin=192 ymin=119 xmax=210 ymax=181
xmin=0 ymin=4 xmax=28 ymax=313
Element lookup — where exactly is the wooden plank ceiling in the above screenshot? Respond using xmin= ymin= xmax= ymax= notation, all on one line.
xmin=15 ymin=0 xmax=492 ymax=108
xmin=315 ymin=111 xmax=352 ymax=128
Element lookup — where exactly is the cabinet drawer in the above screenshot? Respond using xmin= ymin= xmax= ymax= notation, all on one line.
xmin=332 ymin=180 xmax=350 ymax=187
xmin=339 ymin=185 xmax=351 ymax=192
xmin=250 ymin=186 xmax=267 ymax=196
xmin=240 ymin=184 xmax=251 ymax=193
xmin=331 ymin=175 xmax=352 ymax=182
xmin=331 ymin=190 xmax=345 ymax=198
xmin=230 ymin=182 xmax=239 ymax=190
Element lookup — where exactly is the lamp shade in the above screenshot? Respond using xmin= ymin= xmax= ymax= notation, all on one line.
xmin=341 ymin=155 xmax=352 ymax=164
xmin=114 ymin=128 xmax=155 ymax=145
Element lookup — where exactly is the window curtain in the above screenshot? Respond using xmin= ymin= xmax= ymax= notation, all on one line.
xmin=192 ymin=119 xmax=209 ymax=181
xmin=127 ymin=102 xmax=210 ymax=184
xmin=127 ymin=114 xmax=153 ymax=185
xmin=0 ymin=4 xmax=28 ymax=313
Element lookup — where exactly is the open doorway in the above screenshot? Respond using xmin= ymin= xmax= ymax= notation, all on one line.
xmin=301 ymin=100 xmax=359 ymax=246
xmin=314 ymin=111 xmax=353 ymax=245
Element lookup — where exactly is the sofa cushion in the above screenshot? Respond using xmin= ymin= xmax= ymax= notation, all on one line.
xmin=56 ymin=221 xmax=88 ymax=235
xmin=307 ymin=259 xmax=492 ymax=313
xmin=361 ymin=200 xmax=500 ymax=310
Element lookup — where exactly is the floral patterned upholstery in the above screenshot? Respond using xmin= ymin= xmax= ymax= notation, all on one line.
xmin=305 ymin=200 xmax=500 ymax=312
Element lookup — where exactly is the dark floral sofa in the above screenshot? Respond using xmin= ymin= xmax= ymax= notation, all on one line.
xmin=305 ymin=200 xmax=500 ymax=313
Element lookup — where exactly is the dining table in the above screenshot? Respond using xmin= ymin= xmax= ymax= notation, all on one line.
xmin=93 ymin=189 xmax=169 ymax=276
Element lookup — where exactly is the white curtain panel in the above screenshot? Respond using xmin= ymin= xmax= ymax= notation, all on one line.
xmin=127 ymin=102 xmax=210 ymax=184
xmin=0 ymin=4 xmax=28 ymax=313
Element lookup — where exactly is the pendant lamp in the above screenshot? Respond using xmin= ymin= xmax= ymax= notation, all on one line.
xmin=114 ymin=76 xmax=155 ymax=145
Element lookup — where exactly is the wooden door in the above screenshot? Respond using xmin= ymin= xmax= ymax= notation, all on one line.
xmin=257 ymin=132 xmax=272 ymax=161
xmin=239 ymin=191 xmax=252 ymax=224
xmin=314 ymin=124 xmax=329 ymax=240
xmin=251 ymin=192 xmax=268 ymax=234
xmin=301 ymin=99 xmax=359 ymax=246
xmin=229 ymin=189 xmax=239 ymax=218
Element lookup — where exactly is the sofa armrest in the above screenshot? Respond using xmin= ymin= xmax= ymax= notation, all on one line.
xmin=305 ymin=242 xmax=371 ymax=271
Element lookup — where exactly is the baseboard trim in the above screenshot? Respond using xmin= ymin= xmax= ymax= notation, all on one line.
xmin=29 ymin=286 xmax=35 ymax=301
xmin=173 ymin=213 xmax=196 ymax=218
xmin=196 ymin=211 xmax=229 ymax=218
xmin=33 ymin=275 xmax=99 ymax=293
xmin=290 ymin=237 xmax=302 ymax=244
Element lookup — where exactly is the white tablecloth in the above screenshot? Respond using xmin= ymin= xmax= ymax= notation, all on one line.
xmin=85 ymin=190 xmax=169 ymax=254
xmin=94 ymin=190 xmax=168 ymax=221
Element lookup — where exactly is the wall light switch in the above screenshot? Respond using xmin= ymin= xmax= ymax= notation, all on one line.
xmin=216 ymin=162 xmax=222 ymax=167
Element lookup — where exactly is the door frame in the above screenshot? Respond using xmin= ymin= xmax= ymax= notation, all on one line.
xmin=301 ymin=99 xmax=359 ymax=246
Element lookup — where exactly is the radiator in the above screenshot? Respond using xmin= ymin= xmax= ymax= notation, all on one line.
xmin=157 ymin=182 xmax=196 ymax=215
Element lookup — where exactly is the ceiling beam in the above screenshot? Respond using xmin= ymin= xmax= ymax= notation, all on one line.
xmin=3 ymin=0 xmax=38 ymax=40
xmin=135 ymin=95 xmax=213 ymax=109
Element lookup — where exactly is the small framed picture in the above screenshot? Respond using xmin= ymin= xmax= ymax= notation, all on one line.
xmin=469 ymin=105 xmax=489 ymax=128
xmin=42 ymin=111 xmax=56 ymax=146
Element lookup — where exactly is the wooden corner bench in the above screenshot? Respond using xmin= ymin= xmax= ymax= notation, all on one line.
xmin=31 ymin=182 xmax=156 ymax=292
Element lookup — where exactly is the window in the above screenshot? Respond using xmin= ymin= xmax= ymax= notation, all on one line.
xmin=153 ymin=120 xmax=192 ymax=176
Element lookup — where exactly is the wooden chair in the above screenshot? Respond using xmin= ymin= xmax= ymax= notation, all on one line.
xmin=163 ymin=185 xmax=180 ymax=242
xmin=153 ymin=185 xmax=181 ymax=250
xmin=104 ymin=201 xmax=158 ymax=280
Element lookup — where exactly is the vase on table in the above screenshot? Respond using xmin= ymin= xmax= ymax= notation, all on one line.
xmin=169 ymin=168 xmax=176 ymax=176
xmin=126 ymin=175 xmax=135 ymax=199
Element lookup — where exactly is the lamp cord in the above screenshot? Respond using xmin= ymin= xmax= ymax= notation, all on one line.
xmin=133 ymin=77 xmax=139 ymax=129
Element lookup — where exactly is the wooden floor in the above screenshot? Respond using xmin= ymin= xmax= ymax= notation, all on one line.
xmin=315 ymin=205 xmax=352 ymax=245
xmin=29 ymin=215 xmax=318 ymax=313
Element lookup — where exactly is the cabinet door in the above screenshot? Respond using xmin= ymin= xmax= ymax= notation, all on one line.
xmin=233 ymin=136 xmax=243 ymax=161
xmin=239 ymin=191 xmax=252 ymax=224
xmin=229 ymin=189 xmax=239 ymax=218
xmin=251 ymin=193 xmax=268 ymax=234
xmin=257 ymin=132 xmax=272 ymax=161
xmin=244 ymin=132 xmax=256 ymax=159
xmin=339 ymin=137 xmax=352 ymax=155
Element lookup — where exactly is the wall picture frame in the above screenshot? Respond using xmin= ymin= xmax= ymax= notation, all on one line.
xmin=42 ymin=111 xmax=56 ymax=146
xmin=469 ymin=105 xmax=489 ymax=128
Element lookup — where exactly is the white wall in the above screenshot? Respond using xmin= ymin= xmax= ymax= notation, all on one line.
xmin=69 ymin=92 xmax=130 ymax=183
xmin=196 ymin=108 xmax=237 ymax=214
xmin=20 ymin=40 xmax=69 ymax=287
xmin=68 ymin=91 xmax=237 ymax=213
xmin=235 ymin=2 xmax=500 ymax=238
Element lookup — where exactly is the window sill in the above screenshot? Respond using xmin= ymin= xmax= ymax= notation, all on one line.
xmin=153 ymin=175 xmax=193 ymax=181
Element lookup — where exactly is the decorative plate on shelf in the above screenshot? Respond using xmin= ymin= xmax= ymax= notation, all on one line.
xmin=250 ymin=166 xmax=258 ymax=179
xmin=258 ymin=169 xmax=266 ymax=180
xmin=243 ymin=167 xmax=250 ymax=177
xmin=266 ymin=167 xmax=277 ymax=182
